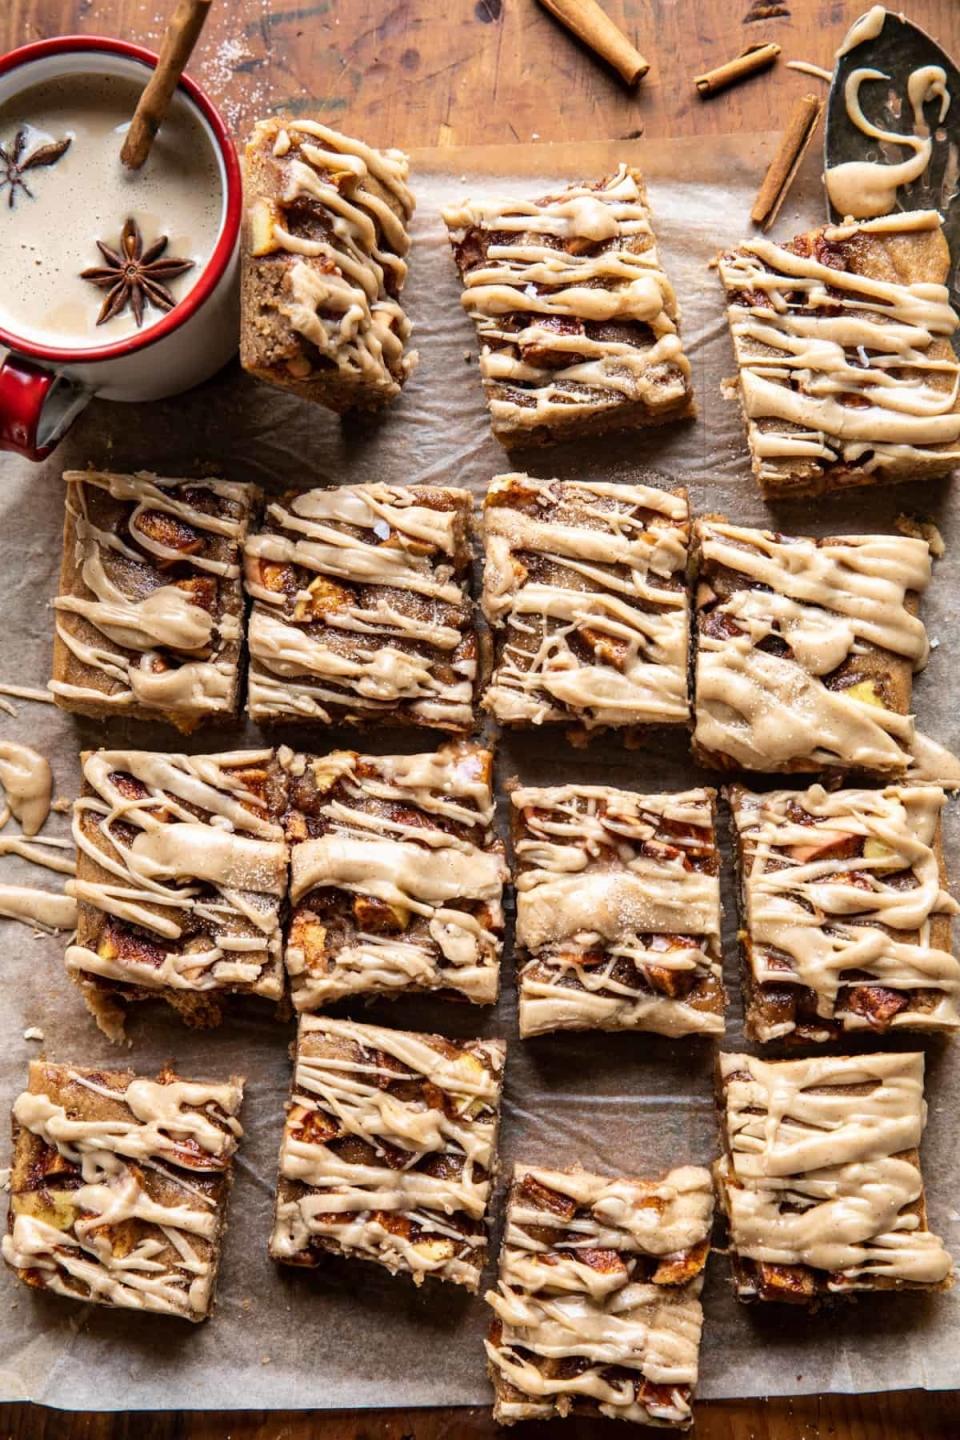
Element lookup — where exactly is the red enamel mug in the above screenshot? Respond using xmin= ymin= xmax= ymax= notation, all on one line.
xmin=0 ymin=36 xmax=241 ymax=460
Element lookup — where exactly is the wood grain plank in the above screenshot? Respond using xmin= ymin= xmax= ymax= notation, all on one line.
xmin=1 ymin=1 xmax=959 ymax=1436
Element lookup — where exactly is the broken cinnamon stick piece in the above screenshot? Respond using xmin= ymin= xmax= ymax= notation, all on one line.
xmin=695 ymin=42 xmax=781 ymax=97
xmin=751 ymin=93 xmax=823 ymax=228
xmin=538 ymin=0 xmax=650 ymax=85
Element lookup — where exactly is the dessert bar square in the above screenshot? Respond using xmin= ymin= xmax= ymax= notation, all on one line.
xmin=693 ymin=518 xmax=931 ymax=777
xmin=485 ymin=1163 xmax=713 ymax=1427
xmin=715 ymin=1050 xmax=954 ymax=1304
xmin=51 ymin=470 xmax=256 ymax=732
xmin=241 ymin=118 xmax=416 ymax=411
xmin=482 ymin=475 xmax=691 ymax=735
xmin=2 ymin=1060 xmax=243 ymax=1321
xmin=281 ymin=742 xmax=506 ymax=1008
xmin=271 ymin=1016 xmax=505 ymax=1289
xmin=442 ymin=165 xmax=693 ymax=448
xmin=729 ymin=783 xmax=960 ymax=1042
xmin=510 ymin=783 xmax=723 ymax=1038
xmin=67 ymin=748 xmax=288 ymax=1040
xmin=718 ymin=211 xmax=960 ymax=498
xmin=244 ymin=484 xmax=479 ymax=730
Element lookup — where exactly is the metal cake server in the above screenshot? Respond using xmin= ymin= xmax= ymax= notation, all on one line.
xmin=825 ymin=6 xmax=960 ymax=309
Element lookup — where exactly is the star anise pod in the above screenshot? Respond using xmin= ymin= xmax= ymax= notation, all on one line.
xmin=0 ymin=128 xmax=71 ymax=209
xmin=80 ymin=217 xmax=195 ymax=328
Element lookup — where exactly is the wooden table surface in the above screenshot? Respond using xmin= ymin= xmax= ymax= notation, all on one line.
xmin=2 ymin=0 xmax=960 ymax=1436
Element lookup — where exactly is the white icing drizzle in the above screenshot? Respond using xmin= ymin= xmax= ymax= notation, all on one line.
xmin=0 ymin=684 xmax=55 ymax=705
xmin=826 ymin=65 xmax=949 ymax=219
xmin=908 ymin=729 xmax=960 ymax=785
xmin=718 ymin=212 xmax=960 ymax=487
xmin=442 ymin=165 xmax=692 ymax=437
xmin=732 ymin=784 xmax=960 ymax=1040
xmin=244 ymin=484 xmax=476 ymax=729
xmin=66 ymin=749 xmax=287 ymax=1000
xmin=485 ymin=1164 xmax=713 ymax=1425
xmin=511 ymin=784 xmax=723 ymax=1038
xmin=283 ymin=743 xmax=505 ymax=1008
xmin=0 ymin=742 xmax=52 ymax=836
xmin=717 ymin=1050 xmax=953 ymax=1288
xmin=0 ymin=883 xmax=76 ymax=933
xmin=787 ymin=61 xmax=833 ymax=83
xmin=694 ymin=520 xmax=931 ymax=775
xmin=51 ymin=471 xmax=252 ymax=722
xmin=482 ymin=475 xmax=690 ymax=729
xmin=0 ymin=835 xmax=76 ymax=876
xmin=247 ymin=119 xmax=416 ymax=401
xmin=835 ymin=5 xmax=888 ymax=59
xmin=2 ymin=1064 xmax=243 ymax=1319
xmin=271 ymin=1016 xmax=504 ymax=1289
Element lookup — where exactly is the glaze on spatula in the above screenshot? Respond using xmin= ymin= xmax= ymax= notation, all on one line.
xmin=825 ymin=7 xmax=960 ymax=307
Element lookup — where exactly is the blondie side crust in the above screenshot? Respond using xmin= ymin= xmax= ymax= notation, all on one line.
xmin=510 ymin=783 xmax=724 ymax=1038
xmin=50 ymin=470 xmax=257 ymax=732
xmin=715 ymin=1051 xmax=954 ymax=1305
xmin=270 ymin=1016 xmax=505 ymax=1289
xmin=442 ymin=165 xmax=693 ymax=448
xmin=485 ymin=1163 xmax=713 ymax=1428
xmin=281 ymin=742 xmax=506 ymax=1009
xmin=718 ymin=210 xmax=960 ymax=498
xmin=66 ymin=749 xmax=288 ymax=1040
xmin=2 ymin=1061 xmax=243 ymax=1321
xmin=243 ymin=484 xmax=479 ymax=730
xmin=692 ymin=519 xmax=931 ymax=777
xmin=482 ymin=475 xmax=690 ymax=737
xmin=241 ymin=118 xmax=416 ymax=411
xmin=728 ymin=783 xmax=960 ymax=1043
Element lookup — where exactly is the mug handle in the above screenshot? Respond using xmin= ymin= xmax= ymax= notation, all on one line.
xmin=0 ymin=354 xmax=91 ymax=461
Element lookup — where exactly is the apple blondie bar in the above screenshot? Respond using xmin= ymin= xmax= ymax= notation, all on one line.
xmin=693 ymin=519 xmax=931 ymax=776
xmin=270 ymin=1016 xmax=505 ymax=1289
xmin=718 ymin=211 xmax=960 ymax=498
xmin=443 ymin=165 xmax=693 ymax=447
xmin=482 ymin=474 xmax=691 ymax=736
xmin=486 ymin=1163 xmax=713 ymax=1427
xmin=241 ymin=118 xmax=416 ymax=410
xmin=281 ymin=742 xmax=506 ymax=1008
xmin=67 ymin=748 xmax=288 ymax=1040
xmin=243 ymin=484 xmax=479 ymax=729
xmin=728 ymin=783 xmax=960 ymax=1042
xmin=510 ymin=783 xmax=724 ymax=1037
xmin=715 ymin=1050 xmax=954 ymax=1304
xmin=50 ymin=470 xmax=256 ymax=731
xmin=3 ymin=1060 xmax=243 ymax=1320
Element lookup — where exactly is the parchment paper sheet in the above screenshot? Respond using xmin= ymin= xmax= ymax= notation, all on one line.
xmin=0 ymin=133 xmax=958 ymax=1411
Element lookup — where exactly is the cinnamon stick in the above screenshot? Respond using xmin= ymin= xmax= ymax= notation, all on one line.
xmin=538 ymin=0 xmax=649 ymax=85
xmin=121 ymin=0 xmax=213 ymax=170
xmin=695 ymin=42 xmax=780 ymax=97
xmin=750 ymin=93 xmax=823 ymax=228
